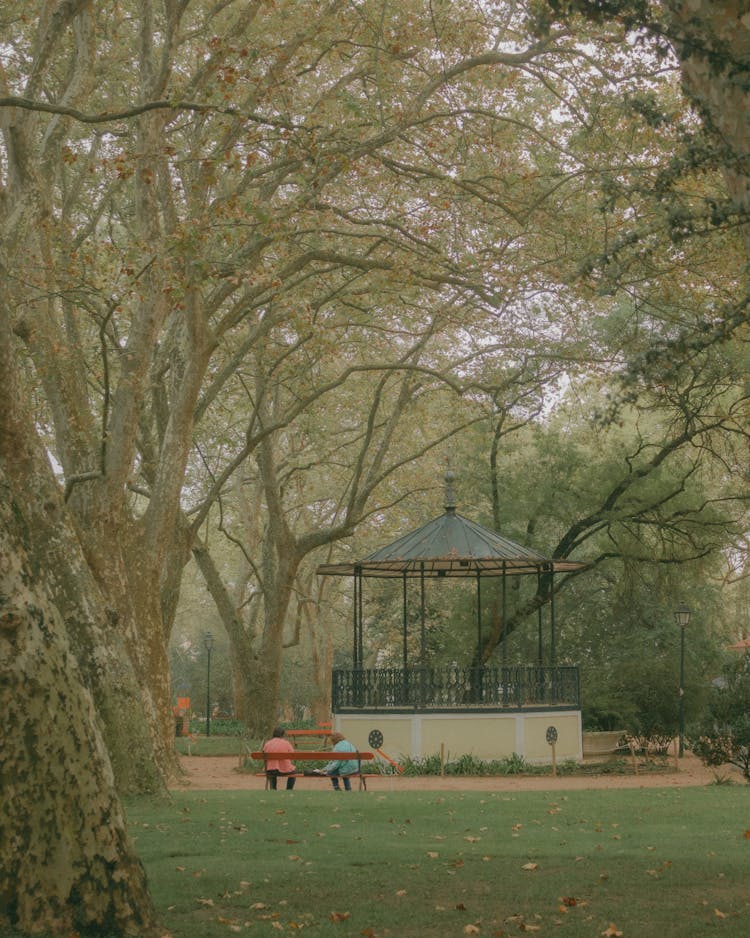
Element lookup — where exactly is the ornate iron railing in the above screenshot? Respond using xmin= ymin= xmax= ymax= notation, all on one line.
xmin=332 ymin=665 xmax=580 ymax=712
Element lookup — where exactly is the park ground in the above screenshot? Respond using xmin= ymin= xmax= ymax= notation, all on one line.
xmin=171 ymin=750 xmax=734 ymax=793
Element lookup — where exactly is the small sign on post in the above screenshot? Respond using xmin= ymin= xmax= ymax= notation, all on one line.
xmin=546 ymin=725 xmax=558 ymax=777
xmin=368 ymin=728 xmax=404 ymax=774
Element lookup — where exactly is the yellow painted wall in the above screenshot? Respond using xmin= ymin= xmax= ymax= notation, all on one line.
xmin=421 ymin=716 xmax=517 ymax=761
xmin=336 ymin=710 xmax=582 ymax=764
xmin=522 ymin=714 xmax=581 ymax=762
xmin=336 ymin=716 xmax=413 ymax=761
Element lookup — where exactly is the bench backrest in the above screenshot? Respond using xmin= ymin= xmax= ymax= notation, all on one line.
xmin=251 ymin=750 xmax=374 ymax=762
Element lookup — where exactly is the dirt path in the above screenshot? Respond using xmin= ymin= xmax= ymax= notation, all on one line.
xmin=171 ymin=751 xmax=730 ymax=793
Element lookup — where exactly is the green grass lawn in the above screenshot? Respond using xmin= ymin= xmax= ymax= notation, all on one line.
xmin=121 ymin=785 xmax=749 ymax=938
xmin=174 ymin=735 xmax=250 ymax=757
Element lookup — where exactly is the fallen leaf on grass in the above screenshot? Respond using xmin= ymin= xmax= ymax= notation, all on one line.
xmin=465 ymin=836 xmax=481 ymax=843
xmin=196 ymin=898 xmax=214 ymax=907
xmin=714 ymin=909 xmax=728 ymax=919
xmin=464 ymin=925 xmax=480 ymax=934
xmin=521 ymin=862 xmax=538 ymax=871
xmin=601 ymin=924 xmax=623 ymax=937
xmin=329 ymin=911 xmax=350 ymax=923
xmin=646 ymin=860 xmax=672 ymax=878
xmin=427 ymin=851 xmax=440 ymax=858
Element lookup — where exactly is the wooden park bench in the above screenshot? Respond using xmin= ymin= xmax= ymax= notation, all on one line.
xmin=283 ymin=729 xmax=331 ymax=749
xmin=250 ymin=749 xmax=376 ymax=790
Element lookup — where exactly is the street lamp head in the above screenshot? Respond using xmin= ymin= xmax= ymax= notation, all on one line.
xmin=674 ymin=603 xmax=691 ymax=629
xmin=203 ymin=632 xmax=214 ymax=651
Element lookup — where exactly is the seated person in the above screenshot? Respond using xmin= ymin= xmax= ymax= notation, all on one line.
xmin=262 ymin=727 xmax=296 ymax=790
xmin=318 ymin=732 xmax=359 ymax=791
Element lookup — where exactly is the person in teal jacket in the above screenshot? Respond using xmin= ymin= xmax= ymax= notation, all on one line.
xmin=322 ymin=732 xmax=359 ymax=791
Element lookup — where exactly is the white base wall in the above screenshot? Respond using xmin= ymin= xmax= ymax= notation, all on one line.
xmin=334 ymin=710 xmax=583 ymax=765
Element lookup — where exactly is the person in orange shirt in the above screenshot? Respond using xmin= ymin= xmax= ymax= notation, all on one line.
xmin=262 ymin=727 xmax=297 ymax=790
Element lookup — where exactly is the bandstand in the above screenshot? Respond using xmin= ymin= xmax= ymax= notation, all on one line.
xmin=317 ymin=473 xmax=587 ymax=765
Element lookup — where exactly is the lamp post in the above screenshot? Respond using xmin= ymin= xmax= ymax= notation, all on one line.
xmin=204 ymin=632 xmax=214 ymax=737
xmin=674 ymin=603 xmax=691 ymax=757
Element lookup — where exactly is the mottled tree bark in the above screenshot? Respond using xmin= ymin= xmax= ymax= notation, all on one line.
xmin=1 ymin=285 xmax=160 ymax=931
xmin=0 ymin=478 xmax=158 ymax=936
xmin=0 ymin=292 xmax=165 ymax=793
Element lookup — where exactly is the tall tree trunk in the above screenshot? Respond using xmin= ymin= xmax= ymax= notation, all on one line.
xmin=308 ymin=617 xmax=334 ymax=725
xmin=0 ymin=304 xmax=159 ymax=933
xmin=250 ymin=576 xmax=299 ymax=735
xmin=75 ymin=508 xmax=177 ymax=779
xmin=0 ymin=474 xmax=157 ymax=936
xmin=302 ymin=570 xmax=334 ymax=724
xmin=0 ymin=307 xmax=164 ymax=794
xmin=0 ymin=477 xmax=158 ymax=937
xmin=192 ymin=539 xmax=259 ymax=727
xmin=192 ymin=535 xmax=301 ymax=737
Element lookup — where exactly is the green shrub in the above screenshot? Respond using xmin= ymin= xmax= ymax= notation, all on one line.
xmin=444 ymin=753 xmax=488 ymax=776
xmin=691 ymin=652 xmax=750 ymax=782
xmin=496 ymin=752 xmax=529 ymax=774
xmin=400 ymin=753 xmax=444 ymax=776
xmin=582 ymin=707 xmax=632 ymax=732
xmin=398 ymin=751 xmax=536 ymax=776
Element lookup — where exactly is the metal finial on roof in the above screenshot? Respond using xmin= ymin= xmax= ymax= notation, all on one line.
xmin=444 ymin=466 xmax=457 ymax=512
xmin=317 ymin=459 xmax=587 ymax=579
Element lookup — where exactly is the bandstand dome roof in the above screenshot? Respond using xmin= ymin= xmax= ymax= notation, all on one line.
xmin=317 ymin=472 xmax=586 ymax=580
